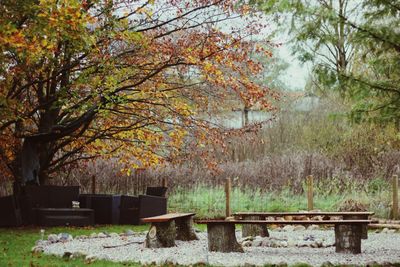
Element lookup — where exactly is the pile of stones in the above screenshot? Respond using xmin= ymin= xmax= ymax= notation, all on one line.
xmin=240 ymin=234 xmax=335 ymax=248
xmin=31 ymin=229 xmax=137 ymax=256
xmin=240 ymin=225 xmax=335 ymax=249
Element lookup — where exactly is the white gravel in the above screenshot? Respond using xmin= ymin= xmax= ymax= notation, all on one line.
xmin=40 ymin=229 xmax=400 ymax=266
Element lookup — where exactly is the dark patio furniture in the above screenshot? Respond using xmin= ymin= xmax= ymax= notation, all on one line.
xmin=18 ymin=185 xmax=93 ymax=226
xmin=119 ymin=194 xmax=167 ymax=225
xmin=0 ymin=195 xmax=22 ymax=227
xmin=146 ymin=186 xmax=168 ymax=197
xmin=79 ymin=194 xmax=121 ymax=224
xmin=36 ymin=208 xmax=94 ymax=227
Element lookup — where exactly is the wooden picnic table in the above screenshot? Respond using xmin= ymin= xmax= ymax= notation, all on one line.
xmin=196 ymin=218 xmax=372 ymax=254
xmin=233 ymin=211 xmax=374 ymax=239
xmin=233 ymin=211 xmax=374 ymax=217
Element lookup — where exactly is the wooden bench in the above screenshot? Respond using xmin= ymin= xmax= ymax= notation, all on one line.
xmin=196 ymin=219 xmax=372 ymax=254
xmin=141 ymin=213 xmax=198 ymax=248
xmin=234 ymin=211 xmax=374 ymax=239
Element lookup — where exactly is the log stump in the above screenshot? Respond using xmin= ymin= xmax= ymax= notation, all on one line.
xmin=343 ymin=214 xmax=368 ymax=239
xmin=207 ymin=223 xmax=243 ymax=253
xmin=145 ymin=221 xmax=176 ymax=248
xmin=176 ymin=216 xmax=198 ymax=241
xmin=241 ymin=215 xmax=269 ymax=237
xmin=334 ymin=223 xmax=362 ymax=254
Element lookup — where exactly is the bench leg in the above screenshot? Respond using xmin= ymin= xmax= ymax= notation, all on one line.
xmin=145 ymin=221 xmax=176 ymax=248
xmin=334 ymin=223 xmax=362 ymax=254
xmin=207 ymin=223 xmax=243 ymax=253
xmin=242 ymin=216 xmax=269 ymax=237
xmin=176 ymin=216 xmax=198 ymax=241
xmin=343 ymin=215 xmax=368 ymax=239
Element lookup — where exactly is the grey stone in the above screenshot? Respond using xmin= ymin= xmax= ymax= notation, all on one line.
xmin=381 ymin=227 xmax=389 ymax=234
xmin=252 ymin=240 xmax=263 ymax=247
xmin=125 ymin=229 xmax=134 ymax=236
xmin=48 ymin=234 xmax=58 ymax=243
xmin=90 ymin=233 xmax=98 ymax=238
xmin=287 ymin=239 xmax=296 ymax=247
xmin=280 ymin=241 xmax=288 ymax=247
xmin=242 ymin=240 xmax=252 ymax=247
xmin=297 ymin=241 xmax=308 ymax=247
xmin=97 ymin=232 xmax=107 ymax=238
xmin=58 ymin=233 xmax=72 ymax=242
xmin=293 ymin=225 xmax=306 ymax=231
xmin=282 ymin=225 xmax=295 ymax=232
xmin=242 ymin=236 xmax=254 ymax=242
xmin=85 ymin=254 xmax=97 ymax=264
xmin=35 ymin=240 xmax=48 ymax=246
xmin=308 ymin=224 xmax=320 ymax=230
xmin=303 ymin=234 xmax=315 ymax=241
xmin=31 ymin=246 xmax=44 ymax=253
xmin=109 ymin=232 xmax=119 ymax=238
xmin=261 ymin=239 xmax=271 ymax=247
xmin=270 ymin=240 xmax=279 ymax=248
xmin=322 ymin=241 xmax=335 ymax=248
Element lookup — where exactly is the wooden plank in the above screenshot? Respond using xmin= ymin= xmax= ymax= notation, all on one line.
xmin=234 ymin=211 xmax=374 ymax=217
xmin=368 ymin=223 xmax=400 ymax=229
xmin=196 ymin=219 xmax=371 ymax=225
xmin=142 ymin=213 xmax=195 ymax=223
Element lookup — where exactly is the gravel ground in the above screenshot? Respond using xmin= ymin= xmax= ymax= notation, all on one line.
xmin=40 ymin=229 xmax=400 ymax=266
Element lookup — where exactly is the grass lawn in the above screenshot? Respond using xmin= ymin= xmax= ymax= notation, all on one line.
xmin=0 ymin=225 xmax=149 ymax=267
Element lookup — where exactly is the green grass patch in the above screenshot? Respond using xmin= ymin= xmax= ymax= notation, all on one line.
xmin=0 ymin=225 xmax=147 ymax=267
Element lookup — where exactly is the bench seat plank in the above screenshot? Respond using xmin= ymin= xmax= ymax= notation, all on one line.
xmin=142 ymin=213 xmax=195 ymax=223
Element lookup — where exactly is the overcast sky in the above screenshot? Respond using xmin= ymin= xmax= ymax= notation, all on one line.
xmin=275 ymin=38 xmax=311 ymax=91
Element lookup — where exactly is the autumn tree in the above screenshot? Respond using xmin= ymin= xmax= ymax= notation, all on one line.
xmin=0 ymin=0 xmax=276 ymax=186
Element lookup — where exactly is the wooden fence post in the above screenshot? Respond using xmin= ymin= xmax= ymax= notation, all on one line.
xmin=393 ymin=175 xmax=399 ymax=220
xmin=307 ymin=175 xmax=314 ymax=211
xmin=91 ymin=175 xmax=96 ymax=194
xmin=225 ymin=178 xmax=231 ymax=218
xmin=162 ymin=177 xmax=168 ymax=187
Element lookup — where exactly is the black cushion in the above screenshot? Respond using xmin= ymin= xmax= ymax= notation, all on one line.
xmin=146 ymin=187 xmax=167 ymax=197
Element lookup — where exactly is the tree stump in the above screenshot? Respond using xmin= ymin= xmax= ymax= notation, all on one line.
xmin=242 ymin=216 xmax=269 ymax=237
xmin=145 ymin=221 xmax=176 ymax=248
xmin=207 ymin=223 xmax=243 ymax=252
xmin=175 ymin=216 xmax=198 ymax=241
xmin=343 ymin=215 xmax=368 ymax=239
xmin=334 ymin=223 xmax=362 ymax=254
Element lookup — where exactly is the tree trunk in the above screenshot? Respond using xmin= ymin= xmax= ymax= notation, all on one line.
xmin=343 ymin=214 xmax=368 ymax=239
xmin=145 ymin=221 xmax=176 ymax=248
xmin=242 ymin=216 xmax=269 ymax=237
xmin=21 ymin=139 xmax=40 ymax=185
xmin=207 ymin=223 xmax=243 ymax=252
xmin=334 ymin=223 xmax=362 ymax=254
xmin=175 ymin=217 xmax=198 ymax=241
xmin=243 ymin=106 xmax=249 ymax=127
